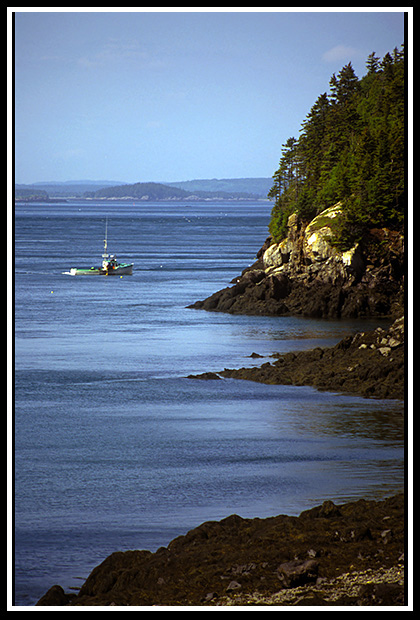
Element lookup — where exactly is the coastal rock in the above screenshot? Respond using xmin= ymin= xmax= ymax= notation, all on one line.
xmin=36 ymin=585 xmax=76 ymax=606
xmin=302 ymin=203 xmax=342 ymax=263
xmin=186 ymin=371 xmax=222 ymax=380
xmin=36 ymin=494 xmax=405 ymax=607
xmin=203 ymin=315 xmax=404 ymax=400
xmin=188 ymin=205 xmax=404 ymax=319
xmin=277 ymin=559 xmax=319 ymax=588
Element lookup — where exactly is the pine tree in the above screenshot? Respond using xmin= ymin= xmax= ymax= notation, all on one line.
xmin=268 ymin=46 xmax=405 ymax=248
xmin=366 ymin=51 xmax=380 ymax=74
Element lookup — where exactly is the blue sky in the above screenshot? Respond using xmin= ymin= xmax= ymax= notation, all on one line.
xmin=12 ymin=9 xmax=407 ymax=185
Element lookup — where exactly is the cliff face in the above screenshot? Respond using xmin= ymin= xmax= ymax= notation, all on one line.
xmin=188 ymin=204 xmax=404 ymax=319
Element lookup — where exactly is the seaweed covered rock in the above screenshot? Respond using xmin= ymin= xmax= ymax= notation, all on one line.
xmin=217 ymin=315 xmax=404 ymax=400
xmin=37 ymin=494 xmax=405 ymax=607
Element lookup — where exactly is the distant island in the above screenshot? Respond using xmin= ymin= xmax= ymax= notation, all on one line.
xmin=15 ymin=177 xmax=273 ymax=202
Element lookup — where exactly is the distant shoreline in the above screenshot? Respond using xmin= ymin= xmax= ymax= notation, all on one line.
xmin=15 ymin=197 xmax=271 ymax=203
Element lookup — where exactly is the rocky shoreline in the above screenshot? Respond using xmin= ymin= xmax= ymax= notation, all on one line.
xmin=188 ymin=207 xmax=404 ymax=320
xmin=36 ymin=493 xmax=406 ymax=607
xmin=188 ymin=315 xmax=405 ymax=401
xmin=33 ymin=318 xmax=406 ymax=608
xmin=34 ymin=208 xmax=407 ymax=608
xmin=187 ymin=207 xmax=405 ymax=400
xmin=36 ymin=314 xmax=406 ymax=608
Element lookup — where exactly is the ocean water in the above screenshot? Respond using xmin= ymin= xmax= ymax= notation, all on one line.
xmin=13 ymin=201 xmax=404 ymax=606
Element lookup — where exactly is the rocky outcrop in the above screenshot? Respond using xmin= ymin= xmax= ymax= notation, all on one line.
xmin=188 ymin=204 xmax=404 ymax=319
xmin=189 ymin=315 xmax=404 ymax=400
xmin=36 ymin=494 xmax=405 ymax=606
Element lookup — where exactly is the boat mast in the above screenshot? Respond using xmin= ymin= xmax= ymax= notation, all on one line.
xmin=102 ymin=217 xmax=109 ymax=261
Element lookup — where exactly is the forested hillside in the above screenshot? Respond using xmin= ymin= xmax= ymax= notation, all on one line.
xmin=85 ymin=181 xmax=262 ymax=200
xmin=268 ymin=46 xmax=405 ymax=250
xmin=85 ymin=182 xmax=189 ymax=200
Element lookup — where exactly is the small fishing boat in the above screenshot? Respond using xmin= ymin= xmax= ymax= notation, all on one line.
xmin=65 ymin=220 xmax=134 ymax=276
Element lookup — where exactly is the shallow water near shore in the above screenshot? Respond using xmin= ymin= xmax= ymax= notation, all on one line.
xmin=13 ymin=201 xmax=404 ymax=605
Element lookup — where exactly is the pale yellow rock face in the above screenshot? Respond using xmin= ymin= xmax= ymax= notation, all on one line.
xmin=304 ymin=227 xmax=336 ymax=262
xmin=263 ymin=202 xmax=362 ymax=275
xmin=303 ymin=203 xmax=341 ymax=262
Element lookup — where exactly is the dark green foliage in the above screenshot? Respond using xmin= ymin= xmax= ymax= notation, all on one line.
xmin=89 ymin=182 xmax=192 ymax=200
xmin=15 ymin=188 xmax=49 ymax=201
xmin=86 ymin=181 xmax=264 ymax=200
xmin=268 ymin=47 xmax=405 ymax=249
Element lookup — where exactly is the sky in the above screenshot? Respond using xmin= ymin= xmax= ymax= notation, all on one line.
xmin=11 ymin=8 xmax=407 ymax=185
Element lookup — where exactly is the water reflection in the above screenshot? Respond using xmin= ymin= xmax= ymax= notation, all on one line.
xmin=241 ymin=316 xmax=392 ymax=343
xmin=269 ymin=391 xmax=404 ymax=443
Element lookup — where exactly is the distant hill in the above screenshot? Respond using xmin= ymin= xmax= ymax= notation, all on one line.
xmin=85 ymin=181 xmax=267 ymax=201
xmin=166 ymin=178 xmax=272 ymax=198
xmin=31 ymin=180 xmax=125 ymax=186
xmin=86 ymin=182 xmax=192 ymax=201
xmin=14 ymin=187 xmax=51 ymax=202
xmin=15 ymin=178 xmax=272 ymax=200
xmin=15 ymin=180 xmax=127 ymax=198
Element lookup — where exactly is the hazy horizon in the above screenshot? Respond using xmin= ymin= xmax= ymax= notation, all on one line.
xmin=11 ymin=9 xmax=406 ymax=185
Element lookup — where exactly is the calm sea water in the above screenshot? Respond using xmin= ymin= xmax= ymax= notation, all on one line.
xmin=13 ymin=201 xmax=404 ymax=606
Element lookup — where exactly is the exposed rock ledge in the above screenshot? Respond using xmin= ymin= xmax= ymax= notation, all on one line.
xmin=36 ymin=494 xmax=405 ymax=606
xmin=188 ymin=204 xmax=404 ymax=319
xmin=188 ymin=315 xmax=405 ymax=400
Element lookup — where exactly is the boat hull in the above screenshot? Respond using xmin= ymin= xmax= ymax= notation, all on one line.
xmin=68 ymin=263 xmax=134 ymax=276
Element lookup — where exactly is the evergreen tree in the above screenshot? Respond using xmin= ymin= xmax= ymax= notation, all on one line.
xmin=366 ymin=51 xmax=380 ymax=74
xmin=268 ymin=46 xmax=405 ymax=249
